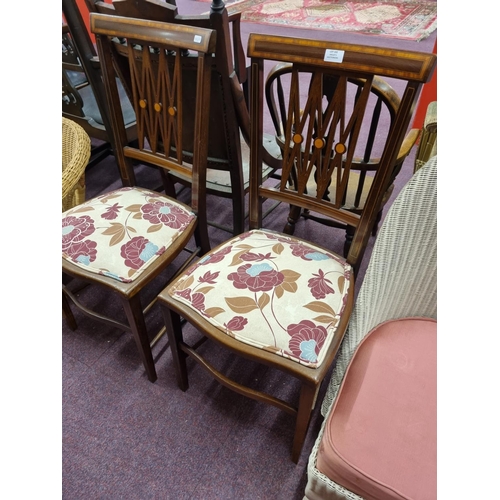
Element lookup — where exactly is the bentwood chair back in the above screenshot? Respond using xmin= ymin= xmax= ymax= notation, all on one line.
xmin=265 ymin=65 xmax=420 ymax=256
xmin=62 ymin=0 xmax=137 ymax=171
xmin=85 ymin=0 xmax=282 ymax=235
xmin=158 ymin=34 xmax=436 ymax=462
xmin=62 ymin=14 xmax=216 ymax=382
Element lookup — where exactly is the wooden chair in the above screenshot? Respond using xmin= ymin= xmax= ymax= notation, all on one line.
xmin=414 ymin=100 xmax=437 ymax=172
xmin=85 ymin=0 xmax=282 ymax=235
xmin=62 ymin=0 xmax=137 ymax=171
xmin=158 ymin=35 xmax=436 ymax=461
xmin=62 ymin=13 xmax=216 ymax=382
xmin=305 ymin=156 xmax=437 ymax=500
xmin=265 ymin=63 xmax=420 ymax=256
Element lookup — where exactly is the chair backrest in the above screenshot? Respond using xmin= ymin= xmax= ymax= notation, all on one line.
xmin=90 ymin=12 xmax=216 ymax=242
xmin=266 ymin=67 xmax=417 ymax=210
xmin=62 ymin=0 xmax=137 ymax=171
xmin=87 ymin=0 xmax=263 ymax=180
xmin=62 ymin=19 xmax=110 ymax=142
xmin=321 ymin=155 xmax=437 ymax=414
xmin=248 ymin=34 xmax=436 ymax=275
xmin=414 ymin=100 xmax=437 ymax=172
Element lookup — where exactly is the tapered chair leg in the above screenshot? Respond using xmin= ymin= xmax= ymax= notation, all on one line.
xmin=121 ymin=295 xmax=157 ymax=383
xmin=283 ymin=204 xmax=302 ymax=235
xmin=372 ymin=209 xmax=383 ymax=236
xmin=231 ymin=198 xmax=245 ymax=236
xmin=162 ymin=307 xmax=189 ymax=391
xmin=62 ymin=291 xmax=77 ymax=331
xmin=291 ymin=383 xmax=319 ymax=463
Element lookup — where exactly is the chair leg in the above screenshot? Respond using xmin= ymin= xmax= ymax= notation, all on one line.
xmin=291 ymin=382 xmax=318 ymax=463
xmin=62 ymin=290 xmax=77 ymax=331
xmin=283 ymin=204 xmax=302 ymax=235
xmin=371 ymin=209 xmax=383 ymax=237
xmin=120 ymin=294 xmax=157 ymax=383
xmin=344 ymin=225 xmax=355 ymax=258
xmin=232 ymin=197 xmax=245 ymax=236
xmin=161 ymin=305 xmax=189 ymax=391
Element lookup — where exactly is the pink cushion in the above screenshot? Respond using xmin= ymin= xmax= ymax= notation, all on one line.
xmin=317 ymin=318 xmax=437 ymax=500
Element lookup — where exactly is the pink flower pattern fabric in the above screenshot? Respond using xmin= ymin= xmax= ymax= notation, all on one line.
xmin=167 ymin=230 xmax=351 ymax=368
xmin=62 ymin=187 xmax=195 ymax=283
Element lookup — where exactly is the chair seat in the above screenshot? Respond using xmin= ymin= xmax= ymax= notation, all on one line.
xmin=170 ymin=133 xmax=281 ymax=194
xmin=317 ymin=318 xmax=437 ymax=500
xmin=306 ymin=167 xmax=393 ymax=210
xmin=166 ymin=229 xmax=352 ymax=367
xmin=78 ymin=77 xmax=136 ymax=128
xmin=62 ymin=187 xmax=196 ymax=283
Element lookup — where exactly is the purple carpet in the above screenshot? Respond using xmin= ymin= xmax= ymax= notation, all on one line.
xmin=62 ymin=2 xmax=437 ymax=497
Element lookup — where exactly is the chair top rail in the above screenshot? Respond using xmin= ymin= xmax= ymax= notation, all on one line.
xmin=90 ymin=12 xmax=217 ymax=54
xmin=248 ymin=34 xmax=436 ymax=83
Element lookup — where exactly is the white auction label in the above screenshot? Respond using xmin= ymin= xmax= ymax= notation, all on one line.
xmin=324 ymin=49 xmax=345 ymax=63
xmin=194 ymin=35 xmax=202 ymax=43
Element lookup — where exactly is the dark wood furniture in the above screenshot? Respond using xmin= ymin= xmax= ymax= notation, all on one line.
xmin=158 ymin=34 xmax=436 ymax=461
xmin=62 ymin=13 xmax=216 ymax=382
xmin=62 ymin=0 xmax=137 ymax=171
xmin=85 ymin=0 xmax=282 ymax=235
xmin=265 ymin=63 xmax=419 ymax=255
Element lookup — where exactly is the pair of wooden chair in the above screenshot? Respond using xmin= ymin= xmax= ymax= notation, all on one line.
xmin=62 ymin=10 xmax=436 ymax=461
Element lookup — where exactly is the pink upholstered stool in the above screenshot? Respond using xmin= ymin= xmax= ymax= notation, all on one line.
xmin=317 ymin=318 xmax=437 ymax=500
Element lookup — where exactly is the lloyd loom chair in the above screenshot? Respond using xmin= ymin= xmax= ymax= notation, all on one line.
xmin=85 ymin=0 xmax=282 ymax=235
xmin=304 ymin=155 xmax=437 ymax=500
xmin=265 ymin=65 xmax=420 ymax=256
xmin=62 ymin=14 xmax=215 ymax=382
xmin=158 ymin=34 xmax=436 ymax=462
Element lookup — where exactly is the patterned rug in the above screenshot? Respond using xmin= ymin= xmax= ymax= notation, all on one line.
xmin=204 ymin=0 xmax=437 ymax=41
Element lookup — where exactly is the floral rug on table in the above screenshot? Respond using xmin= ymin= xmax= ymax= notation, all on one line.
xmin=203 ymin=0 xmax=437 ymax=41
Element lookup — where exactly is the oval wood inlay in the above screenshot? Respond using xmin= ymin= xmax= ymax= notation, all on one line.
xmin=314 ymin=138 xmax=325 ymax=149
xmin=335 ymin=143 xmax=346 ymax=154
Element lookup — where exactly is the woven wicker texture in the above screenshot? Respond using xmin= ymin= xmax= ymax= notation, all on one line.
xmin=62 ymin=117 xmax=91 ymax=211
xmin=304 ymin=155 xmax=437 ymax=500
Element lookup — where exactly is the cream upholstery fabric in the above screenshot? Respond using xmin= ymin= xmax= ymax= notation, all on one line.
xmin=167 ymin=229 xmax=351 ymax=367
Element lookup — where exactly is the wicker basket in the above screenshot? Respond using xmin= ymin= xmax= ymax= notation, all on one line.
xmin=62 ymin=117 xmax=91 ymax=211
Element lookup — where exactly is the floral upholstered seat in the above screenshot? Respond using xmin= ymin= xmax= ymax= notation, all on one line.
xmin=167 ymin=229 xmax=351 ymax=367
xmin=62 ymin=187 xmax=196 ymax=283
